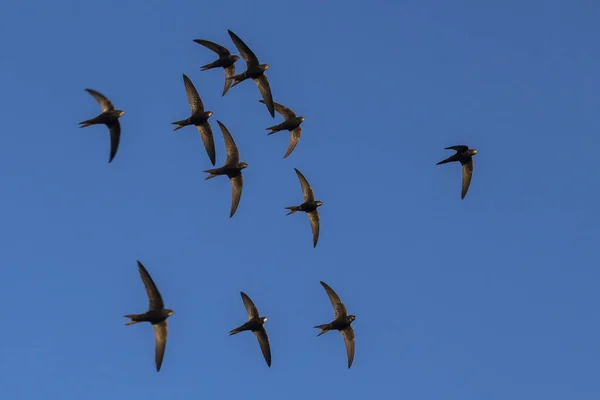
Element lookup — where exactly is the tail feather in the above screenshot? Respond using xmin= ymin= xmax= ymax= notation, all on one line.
xmin=203 ymin=169 xmax=219 ymax=180
xmin=314 ymin=324 xmax=330 ymax=336
xmin=124 ymin=314 xmax=141 ymax=326
xmin=172 ymin=120 xmax=188 ymax=131
xmin=78 ymin=120 xmax=92 ymax=128
xmin=201 ymin=61 xmax=218 ymax=70
xmin=285 ymin=206 xmax=300 ymax=215
xmin=229 ymin=328 xmax=242 ymax=336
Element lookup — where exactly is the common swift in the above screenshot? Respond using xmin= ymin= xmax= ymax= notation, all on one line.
xmin=314 ymin=281 xmax=356 ymax=369
xmin=124 ymin=260 xmax=174 ymax=372
xmin=203 ymin=121 xmax=247 ymax=218
xmin=226 ymin=29 xmax=275 ymax=118
xmin=194 ymin=39 xmax=240 ymax=97
xmin=259 ymin=100 xmax=305 ymax=158
xmin=436 ymin=145 xmax=478 ymax=199
xmin=229 ymin=292 xmax=271 ymax=367
xmin=285 ymin=168 xmax=323 ymax=247
xmin=171 ymin=74 xmax=216 ymax=165
xmin=78 ymin=88 xmax=124 ymax=163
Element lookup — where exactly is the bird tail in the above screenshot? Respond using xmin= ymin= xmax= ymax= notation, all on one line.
xmin=265 ymin=124 xmax=283 ymax=135
xmin=78 ymin=119 xmax=93 ymax=128
xmin=436 ymin=155 xmax=458 ymax=165
xmin=228 ymin=327 xmax=243 ymax=336
xmin=171 ymin=120 xmax=188 ymax=131
xmin=203 ymin=169 xmax=219 ymax=180
xmin=200 ymin=61 xmax=219 ymax=71
xmin=314 ymin=324 xmax=330 ymax=336
xmin=285 ymin=206 xmax=300 ymax=215
xmin=124 ymin=314 xmax=142 ymax=326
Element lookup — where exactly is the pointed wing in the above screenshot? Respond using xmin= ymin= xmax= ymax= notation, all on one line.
xmin=254 ymin=75 xmax=275 ymax=118
xmin=193 ymin=39 xmax=231 ymax=57
xmin=240 ymin=292 xmax=260 ymax=320
xmin=230 ymin=174 xmax=243 ymax=218
xmin=260 ymin=100 xmax=296 ymax=119
xmin=320 ymin=281 xmax=347 ymax=319
xmin=85 ymin=88 xmax=115 ymax=112
xmin=293 ymin=168 xmax=315 ymax=202
xmin=227 ymin=29 xmax=259 ymax=66
xmin=308 ymin=210 xmax=320 ymax=248
xmin=107 ymin=121 xmax=120 ymax=163
xmin=136 ymin=260 xmax=164 ymax=311
xmin=283 ymin=127 xmax=301 ymax=159
xmin=254 ymin=327 xmax=272 ymax=367
xmin=182 ymin=74 xmax=204 ymax=113
xmin=340 ymin=325 xmax=355 ymax=369
xmin=445 ymin=145 xmax=468 ymax=153
xmin=217 ymin=120 xmax=240 ymax=165
xmin=222 ymin=64 xmax=236 ymax=96
xmin=460 ymin=157 xmax=474 ymax=199
xmin=197 ymin=122 xmax=216 ymax=166
xmin=153 ymin=321 xmax=168 ymax=372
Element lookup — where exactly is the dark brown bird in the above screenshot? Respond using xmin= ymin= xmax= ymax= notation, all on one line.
xmin=78 ymin=88 xmax=124 ymax=163
xmin=259 ymin=100 xmax=305 ymax=158
xmin=229 ymin=292 xmax=271 ymax=367
xmin=203 ymin=121 xmax=248 ymax=218
xmin=124 ymin=261 xmax=174 ymax=372
xmin=285 ymin=168 xmax=323 ymax=247
xmin=171 ymin=74 xmax=216 ymax=165
xmin=436 ymin=145 xmax=479 ymax=199
xmin=314 ymin=281 xmax=356 ymax=369
xmin=194 ymin=39 xmax=241 ymax=97
xmin=226 ymin=29 xmax=275 ymax=118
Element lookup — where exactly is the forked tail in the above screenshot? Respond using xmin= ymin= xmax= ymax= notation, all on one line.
xmin=314 ymin=324 xmax=330 ymax=337
xmin=285 ymin=206 xmax=300 ymax=215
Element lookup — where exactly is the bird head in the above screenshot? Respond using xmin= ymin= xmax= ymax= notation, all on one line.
xmin=259 ymin=64 xmax=270 ymax=71
xmin=232 ymin=55 xmax=241 ymax=62
xmin=315 ymin=201 xmax=323 ymax=207
xmin=298 ymin=116 xmax=306 ymax=122
xmin=262 ymin=317 xmax=268 ymax=323
xmin=470 ymin=149 xmax=479 ymax=156
xmin=239 ymin=162 xmax=248 ymax=169
xmin=348 ymin=315 xmax=356 ymax=322
xmin=117 ymin=110 xmax=125 ymax=117
xmin=207 ymin=111 xmax=214 ymax=117
xmin=166 ymin=309 xmax=175 ymax=317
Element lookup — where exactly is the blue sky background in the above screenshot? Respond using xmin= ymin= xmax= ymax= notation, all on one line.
xmin=0 ymin=0 xmax=598 ymax=399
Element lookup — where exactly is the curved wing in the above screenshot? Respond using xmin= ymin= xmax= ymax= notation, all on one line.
xmin=85 ymin=88 xmax=115 ymax=112
xmin=340 ymin=325 xmax=355 ymax=369
xmin=254 ymin=75 xmax=274 ymax=118
xmin=308 ymin=210 xmax=320 ymax=248
xmin=460 ymin=157 xmax=474 ymax=199
xmin=182 ymin=74 xmax=204 ymax=113
xmin=254 ymin=327 xmax=272 ymax=367
xmin=260 ymin=100 xmax=296 ymax=119
xmin=153 ymin=320 xmax=168 ymax=372
xmin=445 ymin=145 xmax=468 ymax=153
xmin=107 ymin=121 xmax=120 ymax=163
xmin=193 ymin=39 xmax=231 ymax=57
xmin=320 ymin=281 xmax=347 ymax=319
xmin=240 ymin=292 xmax=259 ymax=320
xmin=227 ymin=29 xmax=259 ymax=66
xmin=222 ymin=65 xmax=236 ymax=96
xmin=293 ymin=168 xmax=315 ymax=202
xmin=136 ymin=260 xmax=164 ymax=311
xmin=197 ymin=122 xmax=216 ymax=166
xmin=217 ymin=120 xmax=240 ymax=165
xmin=230 ymin=174 xmax=244 ymax=218
xmin=283 ymin=127 xmax=301 ymax=159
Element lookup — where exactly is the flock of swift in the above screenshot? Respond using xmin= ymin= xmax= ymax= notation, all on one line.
xmin=78 ymin=29 xmax=479 ymax=371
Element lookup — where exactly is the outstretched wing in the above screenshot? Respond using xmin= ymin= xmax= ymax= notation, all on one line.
xmin=136 ymin=260 xmax=164 ymax=311
xmin=260 ymin=100 xmax=296 ymax=119
xmin=460 ymin=157 xmax=474 ymax=199
xmin=227 ymin=29 xmax=259 ymax=67
xmin=85 ymin=88 xmax=115 ymax=112
xmin=107 ymin=121 xmax=121 ymax=163
xmin=308 ymin=210 xmax=320 ymax=248
xmin=182 ymin=74 xmax=204 ymax=113
xmin=283 ymin=127 xmax=301 ymax=159
xmin=254 ymin=327 xmax=271 ymax=367
xmin=340 ymin=325 xmax=355 ymax=369
xmin=294 ymin=168 xmax=315 ymax=202
xmin=153 ymin=320 xmax=168 ymax=372
xmin=240 ymin=292 xmax=260 ymax=319
xmin=254 ymin=75 xmax=274 ymax=118
xmin=320 ymin=281 xmax=348 ymax=319
xmin=193 ymin=39 xmax=231 ymax=57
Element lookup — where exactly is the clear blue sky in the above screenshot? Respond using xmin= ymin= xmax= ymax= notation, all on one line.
xmin=0 ymin=1 xmax=598 ymax=399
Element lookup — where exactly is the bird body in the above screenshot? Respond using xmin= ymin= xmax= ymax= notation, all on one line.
xmin=286 ymin=168 xmax=323 ymax=247
xmin=194 ymin=38 xmax=241 ymax=96
xmin=436 ymin=145 xmax=478 ymax=199
xmin=229 ymin=292 xmax=271 ymax=367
